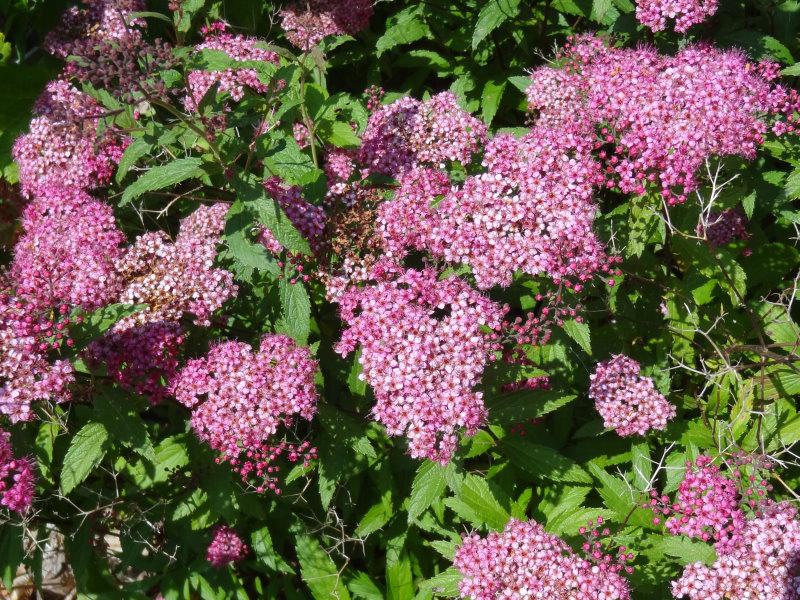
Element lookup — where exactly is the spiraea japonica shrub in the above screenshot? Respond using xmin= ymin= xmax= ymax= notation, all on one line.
xmin=1 ymin=0 xmax=800 ymax=598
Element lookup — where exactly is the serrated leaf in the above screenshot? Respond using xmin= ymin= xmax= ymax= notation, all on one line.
xmin=295 ymin=535 xmax=351 ymax=600
xmin=252 ymin=526 xmax=294 ymax=574
xmin=419 ymin=568 xmax=461 ymax=597
xmin=348 ymin=571 xmax=384 ymax=600
xmin=407 ymin=461 xmax=449 ymax=522
xmin=223 ymin=199 xmax=280 ymax=278
xmin=562 ymin=319 xmax=592 ymax=354
xmin=481 ymin=79 xmax=506 ymax=126
xmin=60 ymin=422 xmax=109 ymax=495
xmin=453 ymin=474 xmax=509 ymax=530
xmin=277 ymin=278 xmax=311 ymax=345
xmin=69 ymin=303 xmax=146 ymax=349
xmin=94 ymin=388 xmax=154 ymax=461
xmin=120 ymin=157 xmax=204 ymax=205
xmin=500 ymin=437 xmax=593 ymax=484
xmin=376 ymin=6 xmax=429 ymax=56
xmin=658 ymin=536 xmax=717 ymax=566
xmin=115 ymin=138 xmax=152 ymax=183
xmin=472 ymin=0 xmax=522 ymax=50
xmin=488 ymin=391 xmax=576 ymax=425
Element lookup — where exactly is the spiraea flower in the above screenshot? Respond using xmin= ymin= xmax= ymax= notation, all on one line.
xmin=280 ymin=0 xmax=373 ymax=51
xmin=0 ymin=429 xmax=36 ymax=513
xmin=696 ymin=208 xmax=749 ymax=247
xmin=206 ymin=525 xmax=249 ymax=568
xmin=635 ymin=0 xmax=718 ymax=32
xmin=672 ymin=502 xmax=800 ymax=599
xmin=454 ymin=518 xmax=631 ymax=599
xmin=335 ymin=266 xmax=506 ymax=463
xmin=171 ymin=334 xmax=319 ymax=492
xmin=589 ymin=354 xmax=676 ymax=436
xmin=185 ymin=22 xmax=280 ymax=111
xmin=13 ymin=80 xmax=127 ymax=197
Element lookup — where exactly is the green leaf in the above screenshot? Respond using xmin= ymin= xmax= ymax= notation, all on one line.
xmin=252 ymin=527 xmax=293 ymax=574
xmin=115 ymin=137 xmax=152 ymax=183
xmin=407 ymin=461 xmax=449 ymax=522
xmin=500 ymin=438 xmax=593 ymax=484
xmin=786 ymin=167 xmax=800 ymax=200
xmin=295 ymin=535 xmax=351 ymax=600
xmin=472 ymin=0 xmax=522 ymax=50
xmin=562 ymin=320 xmax=592 ymax=354
xmin=276 ymin=278 xmax=311 ymax=345
xmin=481 ymin=79 xmax=506 ymax=126
xmin=60 ymin=422 xmax=109 ymax=495
xmin=223 ymin=199 xmax=280 ymax=279
xmin=69 ymin=303 xmax=147 ymax=349
xmin=759 ymin=303 xmax=800 ymax=348
xmin=487 ymin=391 xmax=576 ymax=426
xmin=376 ymin=6 xmax=430 ymax=56
xmin=419 ymin=568 xmax=461 ymax=597
xmin=120 ymin=157 xmax=205 ymax=205
xmin=452 ymin=474 xmax=509 ymax=530
xmin=348 ymin=572 xmax=384 ymax=600
xmin=0 ymin=525 xmax=23 ymax=592
xmin=657 ymin=536 xmax=717 ymax=566
xmin=588 ymin=463 xmax=636 ymax=518
xmin=94 ymin=388 xmax=154 ymax=461
xmin=319 ymin=121 xmax=361 ymax=148
xmin=386 ymin=551 xmax=413 ymax=600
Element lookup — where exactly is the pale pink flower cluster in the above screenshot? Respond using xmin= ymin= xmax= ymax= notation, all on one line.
xmin=672 ymin=502 xmax=800 ymax=599
xmin=185 ymin=22 xmax=280 ymax=111
xmin=171 ymin=334 xmax=318 ymax=491
xmin=527 ymin=35 xmax=800 ymax=204
xmin=0 ymin=429 xmax=36 ymax=513
xmin=454 ymin=518 xmax=631 ymax=600
xmin=377 ymin=126 xmax=609 ymax=289
xmin=635 ymin=0 xmax=717 ymax=32
xmin=44 ymin=0 xmax=145 ymax=58
xmin=359 ymin=92 xmax=487 ymax=177
xmin=12 ymin=81 xmax=127 ymax=197
xmin=697 ymin=208 xmax=749 ymax=247
xmin=651 ymin=456 xmax=745 ymax=552
xmin=324 ymin=149 xmax=357 ymax=183
xmin=258 ymin=178 xmax=326 ymax=254
xmin=206 ymin=525 xmax=248 ymax=568
xmin=589 ymin=354 xmax=676 ymax=436
xmin=280 ymin=0 xmax=373 ymax=51
xmin=114 ymin=204 xmax=236 ymax=329
xmin=335 ymin=266 xmax=506 ymax=463
xmin=10 ymin=184 xmax=124 ymax=312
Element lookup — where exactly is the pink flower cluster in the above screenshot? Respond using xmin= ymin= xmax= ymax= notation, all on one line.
xmin=44 ymin=0 xmax=145 ymax=58
xmin=114 ymin=204 xmax=236 ymax=329
xmin=650 ymin=456 xmax=745 ymax=552
xmin=280 ymin=0 xmax=373 ymax=51
xmin=527 ymin=35 xmax=800 ymax=204
xmin=359 ymin=92 xmax=487 ymax=177
xmin=697 ymin=208 xmax=749 ymax=247
xmin=588 ymin=354 xmax=676 ymax=436
xmin=185 ymin=22 xmax=280 ymax=111
xmin=454 ymin=518 xmax=631 ymax=600
xmin=335 ymin=266 xmax=506 ymax=463
xmin=171 ymin=334 xmax=318 ymax=492
xmin=10 ymin=184 xmax=124 ymax=312
xmin=258 ymin=178 xmax=326 ymax=254
xmin=635 ymin=0 xmax=718 ymax=32
xmin=206 ymin=525 xmax=248 ymax=568
xmin=672 ymin=502 xmax=800 ymax=599
xmin=13 ymin=80 xmax=127 ymax=197
xmin=0 ymin=429 xmax=36 ymax=513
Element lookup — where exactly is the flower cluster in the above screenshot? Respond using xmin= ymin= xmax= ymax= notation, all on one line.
xmin=10 ymin=184 xmax=124 ymax=312
xmin=0 ymin=429 xmax=36 ymax=513
xmin=527 ymin=36 xmax=800 ymax=204
xmin=453 ymin=518 xmax=631 ymax=599
xmin=697 ymin=208 xmax=749 ymax=247
xmin=279 ymin=0 xmax=373 ymax=51
xmin=635 ymin=0 xmax=718 ymax=32
xmin=44 ymin=0 xmax=145 ymax=58
xmin=185 ymin=22 xmax=280 ymax=111
xmin=114 ymin=204 xmax=236 ymax=329
xmin=672 ymin=502 xmax=800 ymax=599
xmin=206 ymin=526 xmax=249 ymax=568
xmin=335 ymin=266 xmax=506 ymax=463
xmin=12 ymin=81 xmax=126 ymax=197
xmin=258 ymin=178 xmax=326 ymax=255
xmin=650 ymin=456 xmax=745 ymax=552
xmin=589 ymin=354 xmax=676 ymax=436
xmin=171 ymin=334 xmax=319 ymax=492
xmin=359 ymin=92 xmax=486 ymax=177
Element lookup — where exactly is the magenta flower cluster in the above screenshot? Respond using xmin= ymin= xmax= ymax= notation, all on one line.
xmin=171 ymin=334 xmax=318 ymax=492
xmin=206 ymin=525 xmax=249 ymax=568
xmin=672 ymin=502 xmax=800 ymax=599
xmin=335 ymin=266 xmax=506 ymax=463
xmin=185 ymin=22 xmax=280 ymax=111
xmin=12 ymin=80 xmax=127 ymax=197
xmin=0 ymin=429 xmax=36 ymax=513
xmin=527 ymin=35 xmax=800 ymax=204
xmin=453 ymin=518 xmax=631 ymax=599
xmin=589 ymin=354 xmax=676 ymax=436
xmin=635 ymin=0 xmax=718 ymax=32
xmin=650 ymin=456 xmax=745 ymax=552
xmin=697 ymin=208 xmax=750 ymax=247
xmin=359 ymin=92 xmax=487 ymax=177
xmin=279 ymin=0 xmax=373 ymax=51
